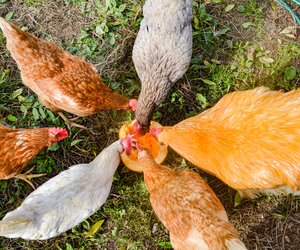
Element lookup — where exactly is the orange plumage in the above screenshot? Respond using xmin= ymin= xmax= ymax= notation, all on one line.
xmin=0 ymin=125 xmax=67 ymax=181
xmin=138 ymin=150 xmax=246 ymax=250
xmin=153 ymin=87 xmax=300 ymax=198
xmin=0 ymin=17 xmax=136 ymax=118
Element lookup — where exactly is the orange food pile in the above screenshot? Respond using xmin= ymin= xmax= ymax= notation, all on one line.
xmin=119 ymin=120 xmax=168 ymax=172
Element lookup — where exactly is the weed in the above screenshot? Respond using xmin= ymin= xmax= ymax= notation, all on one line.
xmin=23 ymin=0 xmax=42 ymax=7
xmin=0 ymin=0 xmax=299 ymax=249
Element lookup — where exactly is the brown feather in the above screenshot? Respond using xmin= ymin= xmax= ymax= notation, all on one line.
xmin=0 ymin=17 xmax=131 ymax=116
xmin=0 ymin=126 xmax=52 ymax=179
xmin=138 ymin=150 xmax=245 ymax=250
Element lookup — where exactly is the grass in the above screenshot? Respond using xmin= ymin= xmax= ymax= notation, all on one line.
xmin=0 ymin=0 xmax=300 ymax=249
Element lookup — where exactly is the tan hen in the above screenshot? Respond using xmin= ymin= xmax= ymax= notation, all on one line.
xmin=138 ymin=150 xmax=247 ymax=250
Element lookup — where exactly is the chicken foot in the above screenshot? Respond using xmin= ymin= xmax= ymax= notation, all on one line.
xmin=15 ymin=167 xmax=46 ymax=189
xmin=58 ymin=112 xmax=87 ymax=130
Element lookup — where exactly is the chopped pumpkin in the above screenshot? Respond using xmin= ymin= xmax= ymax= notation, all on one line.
xmin=119 ymin=120 xmax=168 ymax=172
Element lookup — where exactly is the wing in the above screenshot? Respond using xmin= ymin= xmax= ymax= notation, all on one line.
xmin=24 ymin=49 xmax=124 ymax=116
xmin=0 ymin=128 xmax=48 ymax=179
xmin=0 ymin=141 xmax=122 ymax=240
xmin=150 ymin=171 xmax=238 ymax=249
xmin=132 ymin=0 xmax=193 ymax=84
xmin=162 ymin=87 xmax=300 ymax=191
xmin=0 ymin=163 xmax=111 ymax=239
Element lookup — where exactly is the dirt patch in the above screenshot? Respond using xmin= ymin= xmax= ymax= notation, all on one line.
xmin=0 ymin=0 xmax=300 ymax=249
xmin=260 ymin=1 xmax=299 ymax=53
xmin=231 ymin=196 xmax=300 ymax=250
xmin=0 ymin=0 xmax=97 ymax=44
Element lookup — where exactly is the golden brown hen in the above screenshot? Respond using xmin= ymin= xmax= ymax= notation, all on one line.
xmin=0 ymin=17 xmax=136 ymax=128
xmin=138 ymin=150 xmax=247 ymax=250
xmin=0 ymin=125 xmax=68 ymax=188
xmin=151 ymin=87 xmax=300 ymax=198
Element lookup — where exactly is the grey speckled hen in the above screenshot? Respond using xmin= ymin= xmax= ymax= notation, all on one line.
xmin=133 ymin=0 xmax=193 ymax=129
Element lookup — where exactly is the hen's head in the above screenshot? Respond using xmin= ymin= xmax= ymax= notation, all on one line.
xmin=121 ymin=135 xmax=134 ymax=156
xmin=48 ymin=128 xmax=68 ymax=146
xmin=150 ymin=127 xmax=162 ymax=138
xmin=135 ymin=105 xmax=155 ymax=131
xmin=128 ymin=99 xmax=138 ymax=111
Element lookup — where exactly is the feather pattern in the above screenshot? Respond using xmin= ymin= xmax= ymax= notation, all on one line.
xmin=0 ymin=126 xmax=55 ymax=179
xmin=133 ymin=0 xmax=193 ymax=127
xmin=0 ymin=17 xmax=132 ymax=116
xmin=138 ymin=150 xmax=246 ymax=250
xmin=157 ymin=87 xmax=300 ymax=197
xmin=0 ymin=140 xmax=123 ymax=240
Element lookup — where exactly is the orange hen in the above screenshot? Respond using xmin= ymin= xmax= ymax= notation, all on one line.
xmin=152 ymin=87 xmax=300 ymax=198
xmin=138 ymin=150 xmax=246 ymax=250
xmin=0 ymin=125 xmax=68 ymax=187
xmin=0 ymin=17 xmax=136 ymax=127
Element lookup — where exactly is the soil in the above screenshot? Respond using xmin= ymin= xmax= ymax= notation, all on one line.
xmin=0 ymin=0 xmax=299 ymax=249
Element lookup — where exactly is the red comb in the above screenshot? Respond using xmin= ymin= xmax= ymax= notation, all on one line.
xmin=150 ymin=127 xmax=162 ymax=137
xmin=121 ymin=136 xmax=133 ymax=156
xmin=49 ymin=128 xmax=68 ymax=142
xmin=129 ymin=99 xmax=137 ymax=111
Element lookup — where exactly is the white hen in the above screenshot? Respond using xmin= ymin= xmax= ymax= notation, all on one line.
xmin=0 ymin=140 xmax=123 ymax=240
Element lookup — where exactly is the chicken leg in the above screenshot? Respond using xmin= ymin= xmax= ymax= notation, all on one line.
xmin=15 ymin=167 xmax=46 ymax=189
xmin=58 ymin=112 xmax=87 ymax=130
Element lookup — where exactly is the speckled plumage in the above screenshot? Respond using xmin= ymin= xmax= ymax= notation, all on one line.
xmin=0 ymin=140 xmax=123 ymax=240
xmin=138 ymin=150 xmax=246 ymax=250
xmin=0 ymin=126 xmax=61 ymax=179
xmin=0 ymin=17 xmax=132 ymax=116
xmin=157 ymin=87 xmax=300 ymax=198
xmin=133 ymin=0 xmax=193 ymax=128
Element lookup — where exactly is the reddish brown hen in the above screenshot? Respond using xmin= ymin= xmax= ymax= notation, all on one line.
xmin=0 ymin=125 xmax=68 ymax=188
xmin=138 ymin=150 xmax=246 ymax=250
xmin=0 ymin=17 xmax=136 ymax=128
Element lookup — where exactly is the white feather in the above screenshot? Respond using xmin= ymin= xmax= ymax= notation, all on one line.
xmin=225 ymin=238 xmax=248 ymax=250
xmin=0 ymin=17 xmax=13 ymax=32
xmin=0 ymin=140 xmax=123 ymax=240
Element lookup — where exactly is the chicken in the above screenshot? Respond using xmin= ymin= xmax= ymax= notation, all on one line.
xmin=0 ymin=17 xmax=137 ymax=128
xmin=132 ymin=0 xmax=193 ymax=129
xmin=0 ymin=138 xmax=131 ymax=240
xmin=151 ymin=87 xmax=300 ymax=198
xmin=138 ymin=150 xmax=247 ymax=250
xmin=0 ymin=125 xmax=68 ymax=188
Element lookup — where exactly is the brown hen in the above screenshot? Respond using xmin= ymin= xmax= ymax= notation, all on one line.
xmin=0 ymin=17 xmax=136 ymax=128
xmin=151 ymin=87 xmax=300 ymax=198
xmin=138 ymin=150 xmax=247 ymax=250
xmin=0 ymin=125 xmax=68 ymax=188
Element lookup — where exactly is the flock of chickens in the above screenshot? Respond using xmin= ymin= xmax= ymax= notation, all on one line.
xmin=0 ymin=0 xmax=299 ymax=249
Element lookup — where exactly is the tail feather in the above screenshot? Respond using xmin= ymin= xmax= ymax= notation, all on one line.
xmin=225 ymin=238 xmax=248 ymax=250
xmin=0 ymin=215 xmax=35 ymax=238
xmin=0 ymin=17 xmax=14 ymax=34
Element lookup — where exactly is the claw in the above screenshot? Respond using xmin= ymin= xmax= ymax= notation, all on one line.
xmin=58 ymin=112 xmax=87 ymax=130
xmin=15 ymin=167 xmax=46 ymax=189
